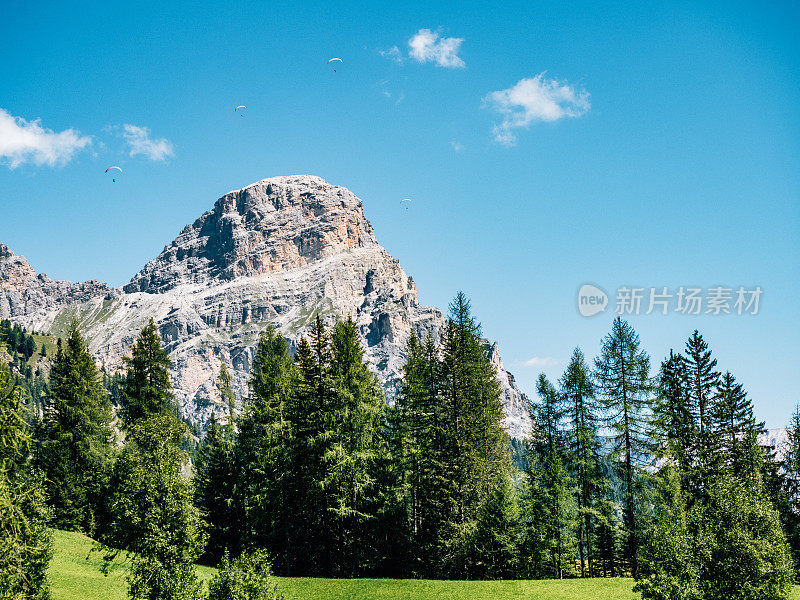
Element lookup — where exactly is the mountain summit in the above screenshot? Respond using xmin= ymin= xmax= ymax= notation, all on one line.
xmin=0 ymin=176 xmax=531 ymax=437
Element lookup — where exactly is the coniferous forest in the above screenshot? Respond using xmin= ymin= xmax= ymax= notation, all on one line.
xmin=2 ymin=294 xmax=799 ymax=600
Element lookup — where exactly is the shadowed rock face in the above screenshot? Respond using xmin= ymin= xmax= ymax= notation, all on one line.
xmin=1 ymin=175 xmax=532 ymax=438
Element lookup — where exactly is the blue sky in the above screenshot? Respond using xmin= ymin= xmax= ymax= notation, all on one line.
xmin=1 ymin=0 xmax=798 ymax=426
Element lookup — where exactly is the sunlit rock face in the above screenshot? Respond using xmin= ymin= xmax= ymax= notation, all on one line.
xmin=1 ymin=176 xmax=531 ymax=438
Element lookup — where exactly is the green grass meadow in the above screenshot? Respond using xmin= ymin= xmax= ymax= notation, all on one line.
xmin=48 ymin=529 xmax=800 ymax=600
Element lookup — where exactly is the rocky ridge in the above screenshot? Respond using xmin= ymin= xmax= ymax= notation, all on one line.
xmin=0 ymin=176 xmax=531 ymax=438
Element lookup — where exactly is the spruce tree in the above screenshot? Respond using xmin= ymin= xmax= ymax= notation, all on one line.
xmin=122 ymin=319 xmax=175 ymax=424
xmin=396 ymin=331 xmax=454 ymax=577
xmin=711 ymin=371 xmax=763 ymax=477
xmin=326 ymin=316 xmax=387 ymax=575
xmin=683 ymin=330 xmax=720 ymax=498
xmin=194 ymin=410 xmax=236 ymax=564
xmin=594 ymin=317 xmax=651 ymax=577
xmin=652 ymin=350 xmax=695 ymax=490
xmin=559 ymin=347 xmax=603 ymax=577
xmin=35 ymin=322 xmax=114 ymax=534
xmin=285 ymin=318 xmax=334 ymax=575
xmin=103 ymin=323 xmax=203 ymax=600
xmin=0 ymin=360 xmax=52 ymax=600
xmin=781 ymin=405 xmax=800 ymax=568
xmin=523 ymin=374 xmax=577 ymax=579
xmin=235 ymin=328 xmax=295 ymax=572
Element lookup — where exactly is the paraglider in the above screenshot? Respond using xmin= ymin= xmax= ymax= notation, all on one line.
xmin=328 ymin=57 xmax=343 ymax=72
xmin=401 ymin=198 xmax=412 ymax=210
xmin=105 ymin=166 xmax=122 ymax=183
xmin=235 ymin=105 xmax=246 ymax=116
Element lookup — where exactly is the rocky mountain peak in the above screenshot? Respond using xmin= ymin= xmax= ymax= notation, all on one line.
xmin=1 ymin=175 xmax=533 ymax=439
xmin=124 ymin=175 xmax=378 ymax=294
xmin=0 ymin=243 xmax=14 ymax=259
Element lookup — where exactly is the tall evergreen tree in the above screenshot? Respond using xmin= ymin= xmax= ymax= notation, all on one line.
xmin=683 ymin=330 xmax=720 ymax=498
xmin=0 ymin=359 xmax=52 ymax=600
xmin=104 ymin=323 xmax=203 ymax=600
xmin=781 ymin=404 xmax=800 ymax=569
xmin=559 ymin=347 xmax=603 ymax=577
xmin=121 ymin=319 xmax=175 ymax=424
xmin=522 ymin=374 xmax=577 ymax=579
xmin=395 ymin=331 xmax=454 ymax=577
xmin=652 ymin=351 xmax=695 ymax=490
xmin=235 ymin=328 xmax=295 ymax=572
xmin=35 ymin=322 xmax=114 ymax=534
xmin=711 ymin=371 xmax=763 ymax=477
xmin=284 ymin=318 xmax=335 ymax=575
xmin=194 ymin=370 xmax=237 ymax=566
xmin=594 ymin=317 xmax=651 ymax=577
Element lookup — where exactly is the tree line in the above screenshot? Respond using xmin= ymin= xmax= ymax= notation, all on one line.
xmin=2 ymin=297 xmax=800 ymax=600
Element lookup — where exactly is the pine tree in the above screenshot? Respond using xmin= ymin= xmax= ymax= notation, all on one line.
xmin=683 ymin=330 xmax=720 ymax=498
xmin=396 ymin=331 xmax=455 ymax=577
xmin=235 ymin=327 xmax=295 ymax=572
xmin=711 ymin=371 xmax=764 ymax=477
xmin=594 ymin=317 xmax=651 ymax=577
xmin=781 ymin=405 xmax=800 ymax=569
xmin=652 ymin=351 xmax=695 ymax=490
xmin=285 ymin=318 xmax=335 ymax=575
xmin=0 ymin=360 xmax=52 ymax=600
xmin=35 ymin=322 xmax=114 ymax=534
xmin=103 ymin=323 xmax=203 ymax=600
xmin=523 ymin=374 xmax=577 ymax=579
xmin=121 ymin=319 xmax=175 ymax=424
xmin=438 ymin=292 xmax=512 ymax=577
xmin=326 ymin=316 xmax=387 ymax=575
xmin=194 ymin=410 xmax=236 ymax=565
xmin=559 ymin=347 xmax=603 ymax=577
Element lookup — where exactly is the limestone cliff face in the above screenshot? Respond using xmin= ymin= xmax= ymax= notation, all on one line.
xmin=0 ymin=176 xmax=532 ymax=438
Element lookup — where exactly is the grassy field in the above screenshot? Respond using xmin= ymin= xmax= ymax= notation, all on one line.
xmin=48 ymin=529 xmax=800 ymax=600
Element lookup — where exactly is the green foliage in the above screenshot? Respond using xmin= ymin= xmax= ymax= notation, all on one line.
xmin=522 ymin=374 xmax=577 ymax=579
xmin=34 ymin=322 xmax=114 ymax=535
xmin=395 ymin=293 xmax=514 ymax=578
xmin=121 ymin=319 xmax=175 ymax=424
xmin=697 ymin=473 xmax=794 ymax=600
xmin=635 ymin=468 xmax=701 ymax=600
xmin=0 ymin=358 xmax=53 ymax=600
xmin=207 ymin=549 xmax=283 ymax=600
xmin=638 ymin=465 xmax=793 ymax=600
xmin=594 ymin=317 xmax=651 ymax=577
xmin=235 ymin=328 xmax=295 ymax=569
xmin=103 ymin=324 xmax=204 ymax=600
xmin=559 ymin=347 xmax=603 ymax=577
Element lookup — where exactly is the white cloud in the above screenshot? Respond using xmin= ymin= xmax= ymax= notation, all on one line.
xmin=122 ymin=124 xmax=174 ymax=161
xmin=0 ymin=109 xmax=92 ymax=168
xmin=379 ymin=46 xmax=404 ymax=64
xmin=522 ymin=357 xmax=560 ymax=368
xmin=483 ymin=73 xmax=590 ymax=146
xmin=408 ymin=29 xmax=465 ymax=68
xmin=450 ymin=140 xmax=464 ymax=152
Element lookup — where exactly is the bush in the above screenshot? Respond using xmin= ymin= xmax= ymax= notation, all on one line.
xmin=207 ymin=549 xmax=282 ymax=600
xmin=637 ymin=471 xmax=793 ymax=600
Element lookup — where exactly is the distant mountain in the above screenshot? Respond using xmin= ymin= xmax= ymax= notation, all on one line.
xmin=0 ymin=176 xmax=531 ymax=438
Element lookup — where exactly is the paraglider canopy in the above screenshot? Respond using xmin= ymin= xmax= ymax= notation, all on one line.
xmin=235 ymin=105 xmax=246 ymax=110
xmin=328 ymin=57 xmax=342 ymax=72
xmin=401 ymin=198 xmax=412 ymax=209
xmin=105 ymin=166 xmax=122 ymax=183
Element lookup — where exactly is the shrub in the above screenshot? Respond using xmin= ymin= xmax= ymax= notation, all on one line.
xmin=207 ymin=549 xmax=282 ymax=600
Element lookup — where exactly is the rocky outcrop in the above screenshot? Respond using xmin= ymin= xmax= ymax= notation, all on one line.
xmin=0 ymin=243 xmax=115 ymax=320
xmin=1 ymin=176 xmax=532 ymax=438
